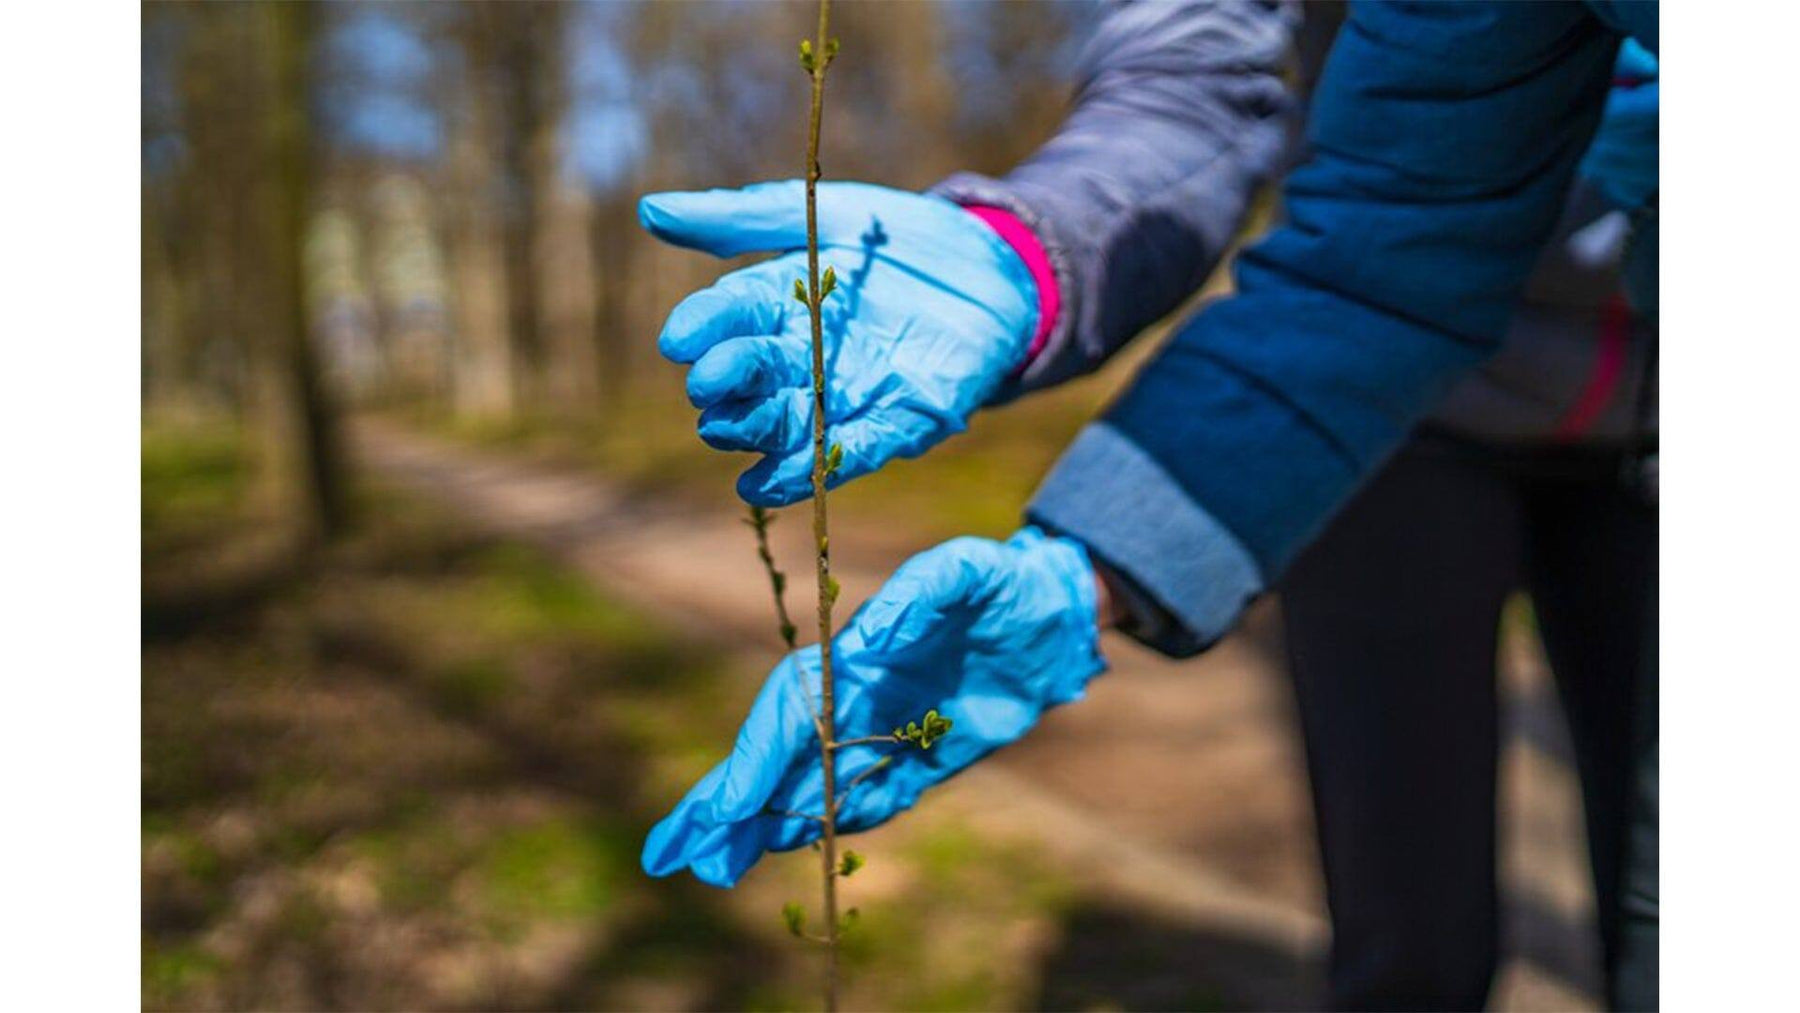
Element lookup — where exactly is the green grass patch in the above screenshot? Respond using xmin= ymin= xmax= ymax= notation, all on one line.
xmin=142 ymin=422 xmax=250 ymax=534
xmin=472 ymin=816 xmax=633 ymax=925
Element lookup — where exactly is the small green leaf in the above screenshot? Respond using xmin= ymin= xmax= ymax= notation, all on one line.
xmin=824 ymin=37 xmax=841 ymax=66
xmin=823 ymin=574 xmax=841 ymax=607
xmin=782 ymin=901 xmax=807 ymax=938
xmin=839 ymin=907 xmax=860 ymax=934
xmin=793 ymin=278 xmax=809 ymax=304
xmin=893 ymin=708 xmax=955 ymax=749
xmin=838 ymin=851 xmax=865 ymax=878
xmin=918 ymin=709 xmax=955 ymax=749
xmin=820 ymin=265 xmax=838 ymax=300
xmin=798 ymin=39 xmax=816 ymax=72
xmin=824 ymin=442 xmax=844 ymax=476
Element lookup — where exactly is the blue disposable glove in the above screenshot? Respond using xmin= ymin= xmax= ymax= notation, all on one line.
xmin=1579 ymin=39 xmax=1658 ymax=210
xmin=640 ymin=181 xmax=1040 ymax=506
xmin=642 ymin=527 xmax=1105 ymax=887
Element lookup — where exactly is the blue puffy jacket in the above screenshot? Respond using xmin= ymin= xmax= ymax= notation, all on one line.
xmin=938 ymin=1 xmax=1658 ymax=656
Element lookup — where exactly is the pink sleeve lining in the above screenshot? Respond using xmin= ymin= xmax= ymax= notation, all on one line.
xmin=962 ymin=205 xmax=1059 ymax=369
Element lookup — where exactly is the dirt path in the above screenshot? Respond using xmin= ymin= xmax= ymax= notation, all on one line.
xmin=356 ymin=419 xmax=1601 ymax=1010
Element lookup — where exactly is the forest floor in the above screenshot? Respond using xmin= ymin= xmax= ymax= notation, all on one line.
xmin=146 ymin=424 xmax=1093 ymax=1011
xmin=348 ymin=417 xmax=1610 ymax=1011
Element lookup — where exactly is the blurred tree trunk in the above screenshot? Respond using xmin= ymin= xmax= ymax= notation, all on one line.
xmin=173 ymin=7 xmax=256 ymax=414
xmin=258 ymin=0 xmax=348 ymax=543
xmin=447 ymin=11 xmax=516 ymax=419
xmin=141 ymin=197 xmax=182 ymax=411
xmin=493 ymin=1 xmax=552 ymax=410
xmin=540 ymin=181 xmax=601 ymax=416
xmin=522 ymin=3 xmax=600 ymax=418
xmin=882 ymin=0 xmax=957 ymax=188
xmin=588 ymin=195 xmax=637 ymax=412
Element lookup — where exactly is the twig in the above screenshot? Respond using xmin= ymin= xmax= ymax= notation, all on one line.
xmin=746 ymin=506 xmax=827 ymax=744
xmin=835 ymin=755 xmax=894 ymax=812
xmin=801 ymin=2 xmax=841 ymax=1009
xmin=829 ymin=735 xmax=899 ymax=751
xmin=746 ymin=506 xmax=799 ymax=651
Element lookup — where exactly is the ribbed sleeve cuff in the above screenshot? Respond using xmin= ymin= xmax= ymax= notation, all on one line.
xmin=962 ymin=205 xmax=1060 ymax=370
xmin=1027 ymin=423 xmax=1265 ymax=657
xmin=930 ymin=172 xmax=1077 ymax=401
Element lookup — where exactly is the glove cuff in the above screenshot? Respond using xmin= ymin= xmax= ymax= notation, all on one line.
xmin=1011 ymin=526 xmax=1109 ymax=705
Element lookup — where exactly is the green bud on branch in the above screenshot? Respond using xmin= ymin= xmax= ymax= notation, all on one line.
xmin=892 ymin=709 xmax=955 ymax=750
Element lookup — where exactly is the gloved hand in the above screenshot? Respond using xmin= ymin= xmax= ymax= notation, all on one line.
xmin=1579 ymin=39 xmax=1658 ymax=210
xmin=642 ymin=527 xmax=1105 ymax=887
xmin=640 ymin=181 xmax=1041 ymax=506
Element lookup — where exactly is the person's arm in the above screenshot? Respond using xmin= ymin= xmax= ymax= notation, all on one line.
xmin=934 ymin=0 xmax=1299 ymax=395
xmin=1031 ymin=1 xmax=1654 ymax=657
xmin=637 ymin=0 xmax=1304 ymax=506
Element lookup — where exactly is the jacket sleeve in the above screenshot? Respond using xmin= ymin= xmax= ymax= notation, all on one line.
xmin=931 ymin=0 xmax=1299 ymax=395
xmin=1029 ymin=0 xmax=1652 ymax=657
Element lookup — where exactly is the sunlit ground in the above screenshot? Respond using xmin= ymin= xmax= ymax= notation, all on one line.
xmin=143 ymin=425 xmax=1116 ymax=1011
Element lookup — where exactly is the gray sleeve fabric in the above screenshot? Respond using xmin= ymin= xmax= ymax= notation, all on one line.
xmin=1028 ymin=423 xmax=1264 ymax=657
xmin=931 ymin=0 xmax=1299 ymax=396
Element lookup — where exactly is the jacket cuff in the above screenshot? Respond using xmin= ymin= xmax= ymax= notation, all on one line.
xmin=1026 ymin=423 xmax=1264 ymax=658
xmin=930 ymin=172 xmax=1076 ymax=402
xmin=962 ymin=205 xmax=1060 ymax=370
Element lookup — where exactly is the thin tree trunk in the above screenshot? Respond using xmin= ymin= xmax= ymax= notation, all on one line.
xmin=588 ymin=196 xmax=637 ymax=413
xmin=262 ymin=0 xmax=348 ymax=542
xmin=447 ymin=14 xmax=516 ymax=419
xmin=496 ymin=1 xmax=550 ymax=410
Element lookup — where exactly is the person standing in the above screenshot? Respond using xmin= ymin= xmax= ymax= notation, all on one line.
xmin=639 ymin=3 xmax=1660 ymax=1007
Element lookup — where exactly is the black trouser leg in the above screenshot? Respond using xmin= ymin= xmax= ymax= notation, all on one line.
xmin=1281 ymin=441 xmax=1523 ymax=1011
xmin=1522 ymin=471 xmax=1658 ymax=1009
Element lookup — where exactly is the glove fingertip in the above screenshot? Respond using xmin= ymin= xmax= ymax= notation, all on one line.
xmin=697 ymin=416 xmax=748 ymax=452
xmin=637 ymin=193 xmax=681 ymax=240
xmin=685 ymin=344 xmax=752 ymax=408
xmin=690 ymin=851 xmax=747 ymax=889
xmin=737 ymin=465 xmax=804 ymax=509
xmin=640 ymin=815 xmax=692 ymax=878
xmin=659 ymin=292 xmax=724 ymax=364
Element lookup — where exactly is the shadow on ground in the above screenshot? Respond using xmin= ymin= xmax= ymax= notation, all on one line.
xmin=143 ymin=446 xmax=788 ymax=1008
xmin=145 ymin=429 xmax=1296 ymax=1010
xmin=146 ymin=425 xmax=1602 ymax=1011
xmin=1031 ymin=904 xmax=1323 ymax=1011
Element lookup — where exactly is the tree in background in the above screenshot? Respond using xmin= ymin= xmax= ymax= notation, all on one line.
xmin=261 ymin=0 xmax=347 ymax=542
xmin=141 ymin=0 xmax=1087 ymax=527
